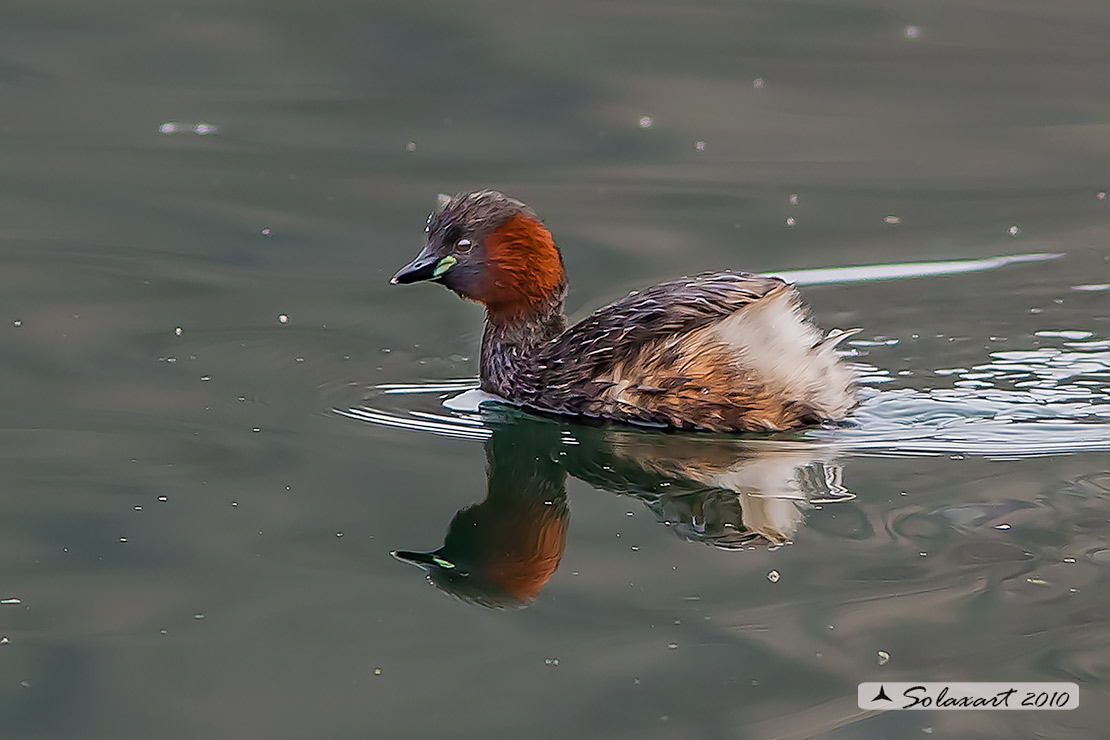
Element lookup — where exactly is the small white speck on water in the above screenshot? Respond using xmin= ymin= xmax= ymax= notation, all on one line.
xmin=0 ymin=637 xmax=9 ymax=644
xmin=278 ymin=314 xmax=289 ymax=324
xmin=1 ymin=598 xmax=21 ymax=605
xmin=1097 ymin=191 xmax=1107 ymax=200
xmin=159 ymin=629 xmax=168 ymax=635
xmin=261 ymin=227 xmax=272 ymax=236
xmin=767 ymin=569 xmax=781 ymax=583
xmin=1008 ymin=224 xmax=1021 ymax=236
xmin=667 ymin=643 xmax=679 ymax=650
xmin=995 ymin=523 xmax=1011 ymax=530
xmin=200 ymin=375 xmax=211 ymax=382
xmin=753 ymin=77 xmax=764 ymax=89
xmin=20 ymin=680 xmax=30 ymax=688
xmin=336 ymin=531 xmax=344 ymax=538
xmin=626 ymin=511 xmax=635 ymax=517
xmin=374 ymin=667 xmax=383 ymax=675
xmin=1072 ymin=284 xmax=1110 ymax=292
xmin=13 ymin=319 xmax=22 ymax=327
xmin=194 ymin=613 xmax=205 ymax=620
xmin=158 ymin=122 xmax=180 ymax=134
xmin=193 ymin=122 xmax=219 ymax=135
xmin=252 ymin=427 xmax=261 ymax=433
xmin=884 ymin=214 xmax=901 ymax=224
xmin=1064 ymin=557 xmax=1076 ymax=563
xmin=134 ymin=505 xmax=143 ymax=511
xmin=694 ymin=140 xmax=706 ymax=151
xmin=405 ymin=141 xmax=417 ymax=152
xmin=905 ymin=26 xmax=920 ymax=39
xmin=544 ymin=658 xmax=560 ymax=666
xmin=789 ymin=193 xmax=798 ymax=206
xmin=638 ymin=116 xmax=654 ymax=129
xmin=630 ymin=546 xmax=640 ymax=552
xmin=119 ymin=537 xmax=128 ymax=543
xmin=174 ymin=326 xmax=182 ymax=336
xmin=157 ymin=496 xmax=168 ymax=502
xmin=878 ymin=650 xmax=891 ymax=665
xmin=785 ymin=217 xmax=796 ymax=227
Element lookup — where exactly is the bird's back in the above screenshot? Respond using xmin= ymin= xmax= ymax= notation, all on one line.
xmin=509 ymin=271 xmax=857 ymax=432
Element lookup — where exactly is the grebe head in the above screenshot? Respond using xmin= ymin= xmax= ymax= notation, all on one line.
xmin=391 ymin=190 xmax=565 ymax=320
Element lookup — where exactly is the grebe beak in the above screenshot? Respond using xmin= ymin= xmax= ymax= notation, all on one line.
xmin=391 ymin=247 xmax=455 ymax=285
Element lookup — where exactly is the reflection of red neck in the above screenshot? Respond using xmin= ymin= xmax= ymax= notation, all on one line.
xmin=481 ymin=213 xmax=565 ymax=322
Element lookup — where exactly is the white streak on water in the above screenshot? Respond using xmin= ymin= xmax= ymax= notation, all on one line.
xmin=771 ymin=252 xmax=1063 ymax=286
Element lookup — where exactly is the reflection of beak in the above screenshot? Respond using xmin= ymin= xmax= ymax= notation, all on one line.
xmin=390 ymin=249 xmax=455 ymax=284
xmin=391 ymin=549 xmax=435 ymax=566
xmin=390 ymin=550 xmax=455 ymax=569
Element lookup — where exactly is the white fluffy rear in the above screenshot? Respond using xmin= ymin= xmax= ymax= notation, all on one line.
xmin=707 ymin=285 xmax=857 ymax=418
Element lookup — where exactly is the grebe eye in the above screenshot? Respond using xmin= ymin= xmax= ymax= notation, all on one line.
xmin=455 ymin=238 xmax=472 ymax=253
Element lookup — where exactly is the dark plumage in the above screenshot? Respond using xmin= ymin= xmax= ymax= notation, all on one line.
xmin=391 ymin=190 xmax=858 ymax=432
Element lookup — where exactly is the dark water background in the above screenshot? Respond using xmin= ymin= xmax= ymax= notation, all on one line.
xmin=2 ymin=1 xmax=1109 ymax=738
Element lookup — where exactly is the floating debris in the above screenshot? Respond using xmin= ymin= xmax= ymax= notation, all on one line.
xmin=159 ymin=121 xmax=220 ymax=135
xmin=638 ymin=116 xmax=654 ymax=129
xmin=884 ymin=215 xmax=902 ymax=224
xmin=905 ymin=26 xmax=920 ymax=39
xmin=278 ymin=314 xmax=289 ymax=324
xmin=753 ymin=78 xmax=764 ymax=89
xmin=1008 ymin=225 xmax=1022 ymax=236
xmin=694 ymin=140 xmax=706 ymax=151
xmin=877 ymin=650 xmax=891 ymax=666
xmin=767 ymin=569 xmax=781 ymax=583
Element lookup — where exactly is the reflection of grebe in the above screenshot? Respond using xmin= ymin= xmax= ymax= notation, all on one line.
xmin=393 ymin=414 xmax=852 ymax=607
xmin=393 ymin=421 xmax=569 ymax=608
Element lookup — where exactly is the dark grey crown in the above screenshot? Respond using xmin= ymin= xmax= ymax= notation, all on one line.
xmin=427 ymin=190 xmax=537 ymax=244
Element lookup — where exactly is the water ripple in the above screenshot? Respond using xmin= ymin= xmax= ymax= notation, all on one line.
xmin=336 ymin=328 xmax=1110 ymax=459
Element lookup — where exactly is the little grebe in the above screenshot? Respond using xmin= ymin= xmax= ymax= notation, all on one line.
xmin=391 ymin=190 xmax=857 ymax=432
